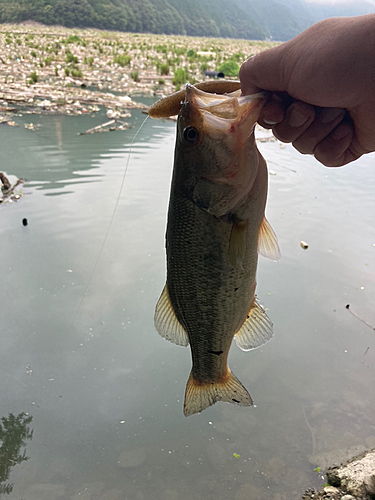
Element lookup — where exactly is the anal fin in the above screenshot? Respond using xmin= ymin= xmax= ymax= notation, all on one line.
xmin=235 ymin=298 xmax=274 ymax=351
xmin=183 ymin=369 xmax=253 ymax=417
xmin=154 ymin=283 xmax=189 ymax=347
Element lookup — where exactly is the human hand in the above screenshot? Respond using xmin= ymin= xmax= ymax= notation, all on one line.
xmin=239 ymin=15 xmax=375 ymax=166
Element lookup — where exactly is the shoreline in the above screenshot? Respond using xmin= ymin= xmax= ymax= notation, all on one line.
xmin=0 ymin=24 xmax=276 ymax=118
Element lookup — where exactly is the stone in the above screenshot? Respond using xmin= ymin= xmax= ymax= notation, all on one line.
xmin=326 ymin=448 xmax=375 ymax=497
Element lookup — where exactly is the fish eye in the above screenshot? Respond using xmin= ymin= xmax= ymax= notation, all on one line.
xmin=183 ymin=126 xmax=199 ymax=144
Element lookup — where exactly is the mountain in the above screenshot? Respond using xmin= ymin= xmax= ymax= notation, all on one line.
xmin=0 ymin=0 xmax=373 ymax=41
xmin=0 ymin=0 xmax=267 ymax=39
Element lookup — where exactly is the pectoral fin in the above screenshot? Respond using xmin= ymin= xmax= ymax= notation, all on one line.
xmin=235 ymin=298 xmax=274 ymax=351
xmin=229 ymin=220 xmax=248 ymax=267
xmin=154 ymin=284 xmax=189 ymax=347
xmin=258 ymin=217 xmax=281 ymax=262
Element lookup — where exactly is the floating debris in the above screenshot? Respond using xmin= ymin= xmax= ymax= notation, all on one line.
xmin=24 ymin=122 xmax=40 ymax=131
xmin=300 ymin=241 xmax=309 ymax=250
xmin=345 ymin=304 xmax=375 ymax=330
xmin=78 ymin=119 xmax=131 ymax=135
xmin=0 ymin=116 xmax=19 ymax=127
xmin=0 ymin=174 xmax=24 ymax=204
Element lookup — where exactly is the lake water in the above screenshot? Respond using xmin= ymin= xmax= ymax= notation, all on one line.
xmin=1 ymin=103 xmax=374 ymax=500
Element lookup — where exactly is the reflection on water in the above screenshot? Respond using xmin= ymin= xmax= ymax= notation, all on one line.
xmin=0 ymin=104 xmax=374 ymax=499
xmin=0 ymin=413 xmax=33 ymax=495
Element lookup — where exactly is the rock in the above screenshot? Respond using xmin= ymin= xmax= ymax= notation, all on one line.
xmin=117 ymin=447 xmax=146 ymax=468
xmin=326 ymin=448 xmax=375 ymax=498
xmin=323 ymin=485 xmax=339 ymax=494
xmin=340 ymin=496 xmax=355 ymax=500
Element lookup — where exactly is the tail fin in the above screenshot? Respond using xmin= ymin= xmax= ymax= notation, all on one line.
xmin=183 ymin=369 xmax=253 ymax=417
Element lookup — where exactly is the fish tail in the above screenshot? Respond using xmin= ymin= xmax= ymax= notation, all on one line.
xmin=183 ymin=369 xmax=253 ymax=417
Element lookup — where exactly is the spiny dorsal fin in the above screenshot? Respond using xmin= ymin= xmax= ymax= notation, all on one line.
xmin=235 ymin=298 xmax=274 ymax=351
xmin=154 ymin=283 xmax=189 ymax=347
xmin=183 ymin=369 xmax=253 ymax=417
xmin=229 ymin=220 xmax=248 ymax=267
xmin=258 ymin=217 xmax=281 ymax=262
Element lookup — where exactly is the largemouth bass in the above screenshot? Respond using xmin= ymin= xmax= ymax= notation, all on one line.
xmin=149 ymin=82 xmax=280 ymax=417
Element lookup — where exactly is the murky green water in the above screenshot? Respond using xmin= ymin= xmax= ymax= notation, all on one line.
xmin=1 ymin=104 xmax=374 ymax=500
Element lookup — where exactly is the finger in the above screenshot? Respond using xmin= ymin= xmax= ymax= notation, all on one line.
xmin=258 ymin=94 xmax=286 ymax=129
xmin=313 ymin=122 xmax=356 ymax=166
xmin=292 ymin=108 xmax=346 ymax=154
xmin=240 ymin=48 xmax=287 ymax=96
xmin=272 ymin=101 xmax=316 ymax=143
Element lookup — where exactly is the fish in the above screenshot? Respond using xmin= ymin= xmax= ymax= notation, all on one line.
xmin=149 ymin=82 xmax=280 ymax=417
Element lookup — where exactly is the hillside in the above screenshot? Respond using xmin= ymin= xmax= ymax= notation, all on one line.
xmin=0 ymin=0 xmax=374 ymax=41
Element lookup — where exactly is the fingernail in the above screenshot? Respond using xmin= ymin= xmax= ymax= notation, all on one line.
xmin=289 ymin=108 xmax=310 ymax=128
xmin=263 ymin=119 xmax=278 ymax=125
xmin=320 ymin=108 xmax=345 ymax=124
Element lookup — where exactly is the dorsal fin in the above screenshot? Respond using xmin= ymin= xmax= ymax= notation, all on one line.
xmin=154 ymin=283 xmax=189 ymax=347
xmin=258 ymin=216 xmax=281 ymax=261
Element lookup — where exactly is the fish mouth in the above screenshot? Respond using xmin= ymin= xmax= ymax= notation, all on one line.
xmin=183 ymin=83 xmax=266 ymax=143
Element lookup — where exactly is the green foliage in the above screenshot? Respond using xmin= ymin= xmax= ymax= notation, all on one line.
xmin=44 ymin=56 xmax=53 ymax=66
xmin=172 ymin=68 xmax=187 ymax=86
xmin=66 ymin=50 xmax=78 ymax=64
xmin=113 ymin=54 xmax=131 ymax=67
xmin=159 ymin=63 xmax=169 ymax=75
xmin=30 ymin=50 xmax=37 ymax=58
xmin=67 ymin=35 xmax=81 ymax=43
xmin=218 ymin=60 xmax=240 ymax=77
xmin=71 ymin=67 xmax=83 ymax=77
xmin=130 ymin=70 xmax=139 ymax=82
xmin=0 ymin=0 xmax=272 ymax=40
xmin=156 ymin=44 xmax=167 ymax=53
xmin=29 ymin=71 xmax=38 ymax=83
xmin=187 ymin=49 xmax=196 ymax=57
xmin=64 ymin=67 xmax=70 ymax=76
xmin=0 ymin=412 xmax=33 ymax=495
xmin=200 ymin=62 xmax=209 ymax=74
xmin=158 ymin=78 xmax=165 ymax=85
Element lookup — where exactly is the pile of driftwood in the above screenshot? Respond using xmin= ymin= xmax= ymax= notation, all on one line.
xmin=0 ymin=173 xmax=24 ymax=203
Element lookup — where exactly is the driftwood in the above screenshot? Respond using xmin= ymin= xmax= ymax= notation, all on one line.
xmin=78 ymin=119 xmax=115 ymax=135
xmin=0 ymin=172 xmax=11 ymax=190
xmin=0 ymin=177 xmax=24 ymax=203
xmin=78 ymin=119 xmax=131 ymax=135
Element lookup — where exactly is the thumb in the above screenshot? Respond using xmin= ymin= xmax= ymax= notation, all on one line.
xmin=240 ymin=46 xmax=288 ymax=95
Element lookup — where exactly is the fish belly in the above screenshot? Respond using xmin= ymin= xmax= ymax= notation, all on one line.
xmin=166 ymin=190 xmax=259 ymax=415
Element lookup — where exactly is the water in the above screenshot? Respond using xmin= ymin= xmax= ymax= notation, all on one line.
xmin=0 ymin=105 xmax=374 ymax=500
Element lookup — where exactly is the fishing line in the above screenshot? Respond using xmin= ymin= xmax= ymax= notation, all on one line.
xmin=71 ymin=113 xmax=150 ymax=327
xmin=345 ymin=304 xmax=375 ymax=331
